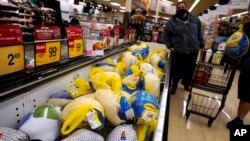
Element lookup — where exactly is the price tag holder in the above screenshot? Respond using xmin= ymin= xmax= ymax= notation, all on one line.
xmin=68 ymin=39 xmax=84 ymax=58
xmin=35 ymin=42 xmax=61 ymax=67
xmin=95 ymin=49 xmax=104 ymax=56
xmin=0 ymin=45 xmax=25 ymax=76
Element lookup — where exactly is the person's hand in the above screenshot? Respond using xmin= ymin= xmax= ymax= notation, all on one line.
xmin=170 ymin=48 xmax=175 ymax=52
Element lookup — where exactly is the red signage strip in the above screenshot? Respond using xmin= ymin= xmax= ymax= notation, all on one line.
xmin=35 ymin=25 xmax=61 ymax=40
xmin=65 ymin=27 xmax=83 ymax=40
xmin=0 ymin=25 xmax=23 ymax=46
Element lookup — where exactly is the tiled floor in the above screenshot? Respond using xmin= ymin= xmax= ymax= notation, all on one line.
xmin=168 ymin=70 xmax=250 ymax=141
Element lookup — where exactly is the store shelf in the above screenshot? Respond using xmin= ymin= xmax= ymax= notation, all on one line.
xmin=0 ymin=46 xmax=127 ymax=99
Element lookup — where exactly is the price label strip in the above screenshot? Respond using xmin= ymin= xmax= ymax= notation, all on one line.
xmin=0 ymin=45 xmax=25 ymax=76
xmin=68 ymin=39 xmax=83 ymax=58
xmin=35 ymin=42 xmax=61 ymax=67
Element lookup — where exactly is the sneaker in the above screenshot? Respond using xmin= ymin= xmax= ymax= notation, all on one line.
xmin=181 ymin=81 xmax=191 ymax=91
xmin=226 ymin=117 xmax=244 ymax=129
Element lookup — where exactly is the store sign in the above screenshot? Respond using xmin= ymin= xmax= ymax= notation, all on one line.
xmin=65 ymin=27 xmax=83 ymax=40
xmin=229 ymin=0 xmax=249 ymax=9
xmin=65 ymin=27 xmax=84 ymax=58
xmin=35 ymin=25 xmax=61 ymax=40
xmin=113 ymin=25 xmax=120 ymax=47
xmin=0 ymin=25 xmax=23 ymax=46
xmin=103 ymin=29 xmax=111 ymax=50
xmin=35 ymin=42 xmax=61 ymax=66
xmin=0 ymin=45 xmax=24 ymax=76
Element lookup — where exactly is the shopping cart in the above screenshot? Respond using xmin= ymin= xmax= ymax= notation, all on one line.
xmin=185 ymin=49 xmax=239 ymax=127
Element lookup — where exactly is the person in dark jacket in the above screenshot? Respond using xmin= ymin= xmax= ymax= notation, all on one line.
xmin=164 ymin=1 xmax=204 ymax=94
xmin=227 ymin=18 xmax=250 ymax=128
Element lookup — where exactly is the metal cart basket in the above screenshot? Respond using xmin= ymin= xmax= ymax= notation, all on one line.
xmin=185 ymin=50 xmax=238 ymax=127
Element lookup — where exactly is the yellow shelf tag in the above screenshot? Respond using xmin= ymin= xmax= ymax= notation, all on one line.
xmin=68 ymin=39 xmax=84 ymax=58
xmin=35 ymin=41 xmax=61 ymax=66
xmin=0 ymin=45 xmax=25 ymax=76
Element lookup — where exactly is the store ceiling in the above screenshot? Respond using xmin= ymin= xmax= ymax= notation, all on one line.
xmin=91 ymin=0 xmax=248 ymax=16
xmin=168 ymin=0 xmax=247 ymax=16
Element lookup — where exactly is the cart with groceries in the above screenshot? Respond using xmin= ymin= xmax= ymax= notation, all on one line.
xmin=185 ymin=49 xmax=238 ymax=127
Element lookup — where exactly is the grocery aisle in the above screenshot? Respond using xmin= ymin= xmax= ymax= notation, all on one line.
xmin=168 ymin=70 xmax=250 ymax=141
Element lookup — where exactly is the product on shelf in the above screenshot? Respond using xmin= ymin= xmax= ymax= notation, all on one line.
xmin=106 ymin=124 xmax=137 ymax=141
xmin=47 ymin=90 xmax=73 ymax=108
xmin=61 ymin=129 xmax=104 ymax=141
xmin=94 ymin=89 xmax=131 ymax=126
xmin=94 ymin=62 xmax=117 ymax=72
xmin=68 ymin=75 xmax=94 ymax=98
xmin=122 ymin=74 xmax=143 ymax=94
xmin=149 ymin=53 xmax=165 ymax=70
xmin=144 ymin=73 xmax=160 ymax=98
xmin=19 ymin=104 xmax=60 ymax=141
xmin=60 ymin=97 xmax=105 ymax=135
xmin=119 ymin=52 xmax=138 ymax=70
xmin=131 ymin=91 xmax=160 ymax=124
xmin=0 ymin=127 xmax=29 ymax=141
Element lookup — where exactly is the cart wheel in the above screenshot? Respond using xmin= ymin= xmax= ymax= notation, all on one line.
xmin=208 ymin=119 xmax=214 ymax=127
xmin=185 ymin=111 xmax=190 ymax=120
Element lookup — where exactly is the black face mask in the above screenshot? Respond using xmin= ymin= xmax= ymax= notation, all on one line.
xmin=176 ymin=9 xmax=187 ymax=17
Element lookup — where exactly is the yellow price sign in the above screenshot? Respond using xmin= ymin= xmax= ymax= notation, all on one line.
xmin=68 ymin=39 xmax=83 ymax=58
xmin=0 ymin=45 xmax=25 ymax=76
xmin=35 ymin=42 xmax=61 ymax=67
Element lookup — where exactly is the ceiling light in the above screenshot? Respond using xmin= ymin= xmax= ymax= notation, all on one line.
xmin=163 ymin=17 xmax=170 ymax=20
xmin=79 ymin=2 xmax=86 ymax=6
xmin=119 ymin=10 xmax=125 ymax=13
xmin=214 ymin=4 xmax=218 ymax=6
xmin=97 ymin=4 xmax=102 ymax=7
xmin=189 ymin=0 xmax=200 ymax=12
xmin=231 ymin=11 xmax=248 ymax=17
xmin=103 ymin=0 xmax=110 ymax=1
xmin=110 ymin=2 xmax=121 ymax=6
xmin=120 ymin=6 xmax=126 ymax=10
xmin=162 ymin=0 xmax=174 ymax=4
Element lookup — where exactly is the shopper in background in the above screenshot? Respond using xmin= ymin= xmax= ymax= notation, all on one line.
xmin=164 ymin=1 xmax=204 ymax=94
xmin=227 ymin=17 xmax=250 ymax=128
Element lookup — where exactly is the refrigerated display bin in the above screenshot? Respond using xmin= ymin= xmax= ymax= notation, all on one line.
xmin=0 ymin=42 xmax=171 ymax=141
